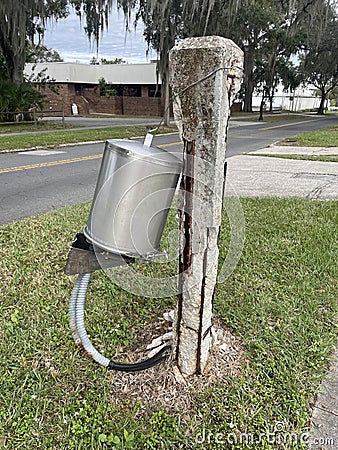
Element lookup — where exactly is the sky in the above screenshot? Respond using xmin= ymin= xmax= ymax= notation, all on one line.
xmin=43 ymin=8 xmax=157 ymax=64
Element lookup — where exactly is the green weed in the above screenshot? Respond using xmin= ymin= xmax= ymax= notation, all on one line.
xmin=0 ymin=198 xmax=337 ymax=449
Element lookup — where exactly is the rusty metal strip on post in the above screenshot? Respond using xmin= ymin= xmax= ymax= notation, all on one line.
xmin=176 ymin=139 xmax=195 ymax=361
xmin=196 ymin=228 xmax=210 ymax=374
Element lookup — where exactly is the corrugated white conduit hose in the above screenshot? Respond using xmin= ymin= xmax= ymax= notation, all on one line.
xmin=68 ymin=272 xmax=83 ymax=346
xmin=69 ymin=273 xmax=170 ymax=372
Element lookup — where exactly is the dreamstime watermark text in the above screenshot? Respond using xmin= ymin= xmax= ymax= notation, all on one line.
xmin=195 ymin=423 xmax=335 ymax=447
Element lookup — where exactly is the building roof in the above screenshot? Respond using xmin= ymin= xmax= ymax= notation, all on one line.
xmin=24 ymin=62 xmax=160 ymax=85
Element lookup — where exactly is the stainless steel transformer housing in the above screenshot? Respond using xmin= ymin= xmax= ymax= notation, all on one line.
xmin=84 ymin=139 xmax=182 ymax=258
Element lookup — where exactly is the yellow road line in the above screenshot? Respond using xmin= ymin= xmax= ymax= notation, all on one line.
xmin=0 ymin=154 xmax=102 ymax=174
xmin=0 ymin=141 xmax=183 ymax=175
xmin=259 ymin=118 xmax=320 ymax=131
xmin=158 ymin=141 xmax=182 ymax=148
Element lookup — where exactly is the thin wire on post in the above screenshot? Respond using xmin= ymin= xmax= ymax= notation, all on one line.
xmin=147 ymin=65 xmax=244 ymax=135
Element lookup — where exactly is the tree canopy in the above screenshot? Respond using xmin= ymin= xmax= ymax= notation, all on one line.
xmin=26 ymin=43 xmax=64 ymax=63
xmin=0 ymin=0 xmax=124 ymax=85
xmin=0 ymin=0 xmax=70 ymax=85
xmin=299 ymin=1 xmax=338 ymax=113
xmin=0 ymin=0 xmax=337 ymax=113
xmin=121 ymin=0 xmax=336 ymax=111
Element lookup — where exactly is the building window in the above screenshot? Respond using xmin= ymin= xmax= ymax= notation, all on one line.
xmin=75 ymin=84 xmax=82 ymax=96
xmin=123 ymin=85 xmax=141 ymax=97
xmin=148 ymin=85 xmax=161 ymax=97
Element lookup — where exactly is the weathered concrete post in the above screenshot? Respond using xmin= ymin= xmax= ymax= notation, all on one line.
xmin=169 ymin=36 xmax=243 ymax=376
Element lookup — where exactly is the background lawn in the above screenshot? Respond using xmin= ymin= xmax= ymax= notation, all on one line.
xmin=0 ymin=197 xmax=337 ymax=449
xmin=282 ymin=125 xmax=338 ymax=147
xmin=0 ymin=125 xmax=175 ymax=151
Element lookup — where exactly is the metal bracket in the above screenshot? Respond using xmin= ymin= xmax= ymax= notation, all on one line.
xmin=64 ymin=233 xmax=134 ymax=275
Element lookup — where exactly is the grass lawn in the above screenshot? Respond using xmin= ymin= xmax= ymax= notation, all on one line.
xmin=253 ymin=124 xmax=338 ymax=162
xmin=233 ymin=113 xmax=309 ymax=123
xmin=0 ymin=197 xmax=337 ymax=449
xmin=0 ymin=125 xmax=176 ymax=152
xmin=282 ymin=125 xmax=338 ymax=147
xmin=0 ymin=121 xmax=76 ymax=133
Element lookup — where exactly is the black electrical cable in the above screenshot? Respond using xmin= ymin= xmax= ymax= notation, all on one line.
xmin=107 ymin=345 xmax=171 ymax=372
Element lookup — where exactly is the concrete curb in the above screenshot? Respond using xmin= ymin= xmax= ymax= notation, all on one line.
xmin=308 ymin=347 xmax=338 ymax=449
xmin=248 ymin=144 xmax=338 ymax=157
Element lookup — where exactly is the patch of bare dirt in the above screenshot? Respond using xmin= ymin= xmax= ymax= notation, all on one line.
xmin=107 ymin=317 xmax=245 ymax=415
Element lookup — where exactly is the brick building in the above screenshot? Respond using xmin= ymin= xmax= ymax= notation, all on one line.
xmin=24 ymin=62 xmax=164 ymax=117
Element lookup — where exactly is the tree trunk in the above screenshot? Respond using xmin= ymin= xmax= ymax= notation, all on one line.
xmin=0 ymin=45 xmax=24 ymax=86
xmin=9 ymin=58 xmax=24 ymax=86
xmin=0 ymin=3 xmax=26 ymax=86
xmin=317 ymin=91 xmax=326 ymax=115
xmin=169 ymin=36 xmax=243 ymax=376
xmin=243 ymin=48 xmax=255 ymax=112
xmin=259 ymin=93 xmax=265 ymax=121
xmin=163 ymin=76 xmax=171 ymax=127
xmin=243 ymin=73 xmax=254 ymax=112
xmin=269 ymin=94 xmax=273 ymax=112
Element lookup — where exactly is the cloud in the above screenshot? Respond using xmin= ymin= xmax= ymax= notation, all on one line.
xmin=43 ymin=9 xmax=157 ymax=64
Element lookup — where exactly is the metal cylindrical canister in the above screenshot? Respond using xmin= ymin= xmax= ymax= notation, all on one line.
xmin=84 ymin=139 xmax=182 ymax=258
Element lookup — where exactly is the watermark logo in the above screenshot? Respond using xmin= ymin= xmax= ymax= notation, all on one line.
xmin=195 ymin=423 xmax=336 ymax=447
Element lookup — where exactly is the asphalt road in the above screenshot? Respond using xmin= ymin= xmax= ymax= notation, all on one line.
xmin=0 ymin=115 xmax=337 ymax=225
